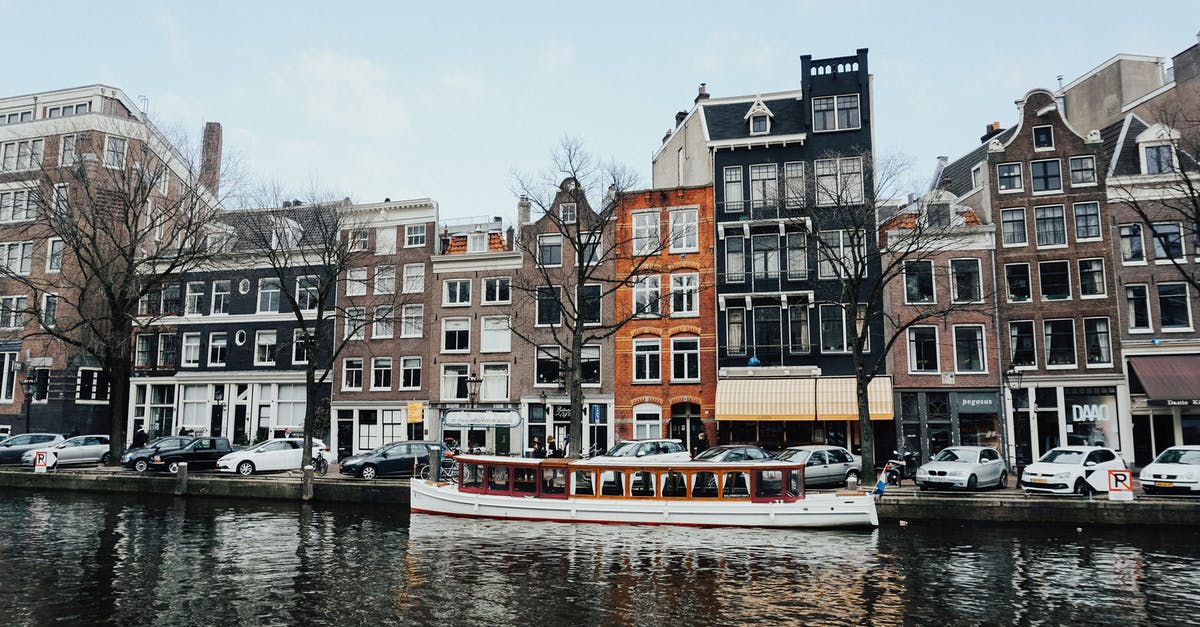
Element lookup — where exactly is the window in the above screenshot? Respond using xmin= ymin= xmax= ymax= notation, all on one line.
xmin=345 ymin=307 xmax=366 ymax=340
xmin=535 ymin=346 xmax=561 ymax=385
xmin=375 ymin=227 xmax=396 ymax=255
xmin=158 ymin=333 xmax=177 ymax=367
xmin=727 ymin=308 xmax=745 ymax=356
xmin=76 ymin=369 xmax=109 ymax=403
xmin=292 ymin=329 xmax=311 ymax=364
xmin=293 ymin=276 xmax=318 ymax=312
xmin=1034 ymin=206 xmax=1066 ymax=246
xmin=1033 ymin=125 xmax=1054 ymax=150
xmin=1 ymin=139 xmax=43 ymax=172
xmin=1044 ymin=320 xmax=1076 ymax=367
xmin=348 ymin=229 xmax=369 ymax=252
xmin=481 ymin=316 xmax=511 ymax=352
xmin=954 ymin=326 xmax=985 ymax=373
xmin=749 ymin=164 xmax=778 ymax=208
xmin=258 ymin=278 xmax=281 ymax=313
xmin=925 ymin=203 xmax=951 ymax=227
xmin=401 ymin=304 xmax=423 ymax=337
xmin=633 ymin=211 xmax=660 ymax=254
xmin=1084 ymin=318 xmax=1111 ymax=365
xmin=1119 ymin=225 xmax=1145 ymax=263
xmin=536 ymin=286 xmax=562 ymax=326
xmin=750 ymin=114 xmax=768 ymax=134
xmin=815 ymin=158 xmax=864 ymax=205
xmin=581 ymin=346 xmax=601 ymax=385
xmin=210 ymin=280 xmax=230 ymax=314
xmin=580 ymin=284 xmax=602 ymax=324
xmin=467 ymin=232 xmax=487 ymax=253
xmin=560 ymin=202 xmax=577 ymax=224
xmin=1078 ymin=259 xmax=1105 ymax=297
xmin=483 ymin=277 xmax=510 ymax=304
xmin=671 ymin=337 xmax=700 ymax=382
xmin=669 ymin=208 xmax=698 ymax=252
xmin=580 ymin=233 xmax=600 ymax=266
xmin=402 ymin=264 xmax=425 ymax=293
xmin=160 ymin=284 xmax=181 ymax=314
xmin=1069 ymin=156 xmax=1096 ymax=185
xmin=1031 ymin=160 xmax=1062 ymax=193
xmin=0 ymin=110 xmax=32 ymax=125
xmin=442 ymin=318 xmax=470 ymax=352
xmin=1152 ymin=223 xmax=1184 ymax=260
xmin=254 ymin=330 xmax=277 ymax=365
xmin=632 ymin=276 xmax=660 ymax=316
xmin=41 ymin=294 xmax=57 ymax=328
xmin=135 ymin=335 xmax=153 ymax=367
xmin=820 ymin=304 xmax=847 ymax=353
xmin=441 ymin=365 xmax=469 ymax=401
xmin=1 ymin=242 xmax=33 ymax=275
xmin=374 ymin=266 xmax=395 ymax=295
xmin=1074 ymin=203 xmax=1101 ymax=240
xmin=971 ymin=165 xmax=982 ymax=189
xmin=904 ymin=260 xmax=934 ymax=304
xmin=908 ymin=327 xmax=939 ymax=373
xmin=752 ymin=234 xmax=779 ymax=280
xmin=184 ymin=282 xmax=205 ymax=315
xmin=1001 ymin=208 xmax=1027 ymax=245
xmin=670 ymin=274 xmax=698 ymax=316
xmin=723 ymin=167 xmax=743 ymax=211
xmin=103 ymin=136 xmax=126 ymax=169
xmin=181 ymin=333 xmax=201 ymax=367
xmin=400 ymin=357 xmax=422 ymax=389
xmin=0 ymin=295 xmax=25 ymax=329
xmin=444 ymin=279 xmax=471 ymax=306
xmin=818 ymin=230 xmax=860 ymax=279
xmin=633 ymin=338 xmax=661 ymax=382
xmin=784 ymin=162 xmax=805 ymax=207
xmin=538 ymin=234 xmax=562 ymax=266
xmin=1039 ymin=261 xmax=1070 ymax=301
xmin=788 ymin=305 xmax=810 ymax=353
xmin=371 ymin=358 xmax=392 ymax=390
xmin=405 ymin=224 xmax=427 ymax=247
xmin=0 ymin=189 xmax=36 ymax=223
xmin=481 ymin=363 xmax=510 ymax=401
xmin=812 ymin=94 xmax=860 ymax=131
xmin=1005 ymin=264 xmax=1031 ymax=302
xmin=58 ymin=134 xmax=78 ymax=167
xmin=208 ymin=333 xmax=227 ymax=366
xmin=725 ymin=236 xmax=745 ymax=282
xmin=633 ymin=404 xmax=662 ymax=440
xmin=343 ymin=358 xmax=364 ymax=390
xmin=1145 ymin=145 xmax=1174 ymax=174
xmin=1127 ymin=285 xmax=1151 ymax=331
xmin=997 ymin=163 xmax=1022 ymax=192
xmin=52 ymin=183 xmax=68 ymax=215
xmin=372 ymin=306 xmax=394 ymax=339
xmin=1159 ymin=283 xmax=1191 ymax=329
xmin=951 ymin=259 xmax=981 ymax=303
xmin=786 ymin=231 xmax=807 ymax=279
xmin=1010 ymin=321 xmax=1035 ymax=367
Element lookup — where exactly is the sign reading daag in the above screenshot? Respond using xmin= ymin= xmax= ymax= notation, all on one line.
xmin=443 ymin=409 xmax=522 ymax=428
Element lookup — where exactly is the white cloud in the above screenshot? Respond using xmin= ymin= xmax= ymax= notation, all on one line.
xmin=417 ymin=72 xmax=486 ymax=113
xmin=269 ymin=49 xmax=410 ymax=141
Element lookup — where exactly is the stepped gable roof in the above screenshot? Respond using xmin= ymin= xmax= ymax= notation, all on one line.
xmin=703 ymin=96 xmax=807 ymax=141
xmin=441 ymin=231 xmax=508 ymax=255
xmin=936 ymin=127 xmax=1017 ymax=197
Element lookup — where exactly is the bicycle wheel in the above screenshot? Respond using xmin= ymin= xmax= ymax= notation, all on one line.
xmin=314 ymin=458 xmax=328 ymax=477
xmin=416 ymin=464 xmax=431 ymax=481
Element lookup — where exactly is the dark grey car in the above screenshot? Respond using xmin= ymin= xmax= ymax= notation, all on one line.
xmin=0 ymin=433 xmax=65 ymax=464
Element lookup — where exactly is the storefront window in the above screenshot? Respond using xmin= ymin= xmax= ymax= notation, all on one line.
xmin=960 ymin=414 xmax=1000 ymax=449
xmin=1064 ymin=387 xmax=1119 ymax=450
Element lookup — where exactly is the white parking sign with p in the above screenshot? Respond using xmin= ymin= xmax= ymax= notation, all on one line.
xmin=1108 ymin=469 xmax=1134 ymax=501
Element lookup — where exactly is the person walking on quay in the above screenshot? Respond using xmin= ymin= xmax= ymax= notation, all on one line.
xmin=545 ymin=436 xmax=561 ymax=458
xmin=532 ymin=437 xmax=545 ymax=459
xmin=132 ymin=427 xmax=149 ymax=449
xmin=693 ymin=432 xmax=709 ymax=457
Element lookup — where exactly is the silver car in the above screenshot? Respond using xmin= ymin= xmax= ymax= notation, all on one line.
xmin=775 ymin=445 xmax=861 ymax=487
xmin=915 ymin=446 xmax=1007 ymax=490
xmin=21 ymin=435 xmax=112 ymax=468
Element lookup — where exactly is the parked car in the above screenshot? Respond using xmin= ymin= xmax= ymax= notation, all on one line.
xmin=1139 ymin=445 xmax=1200 ymax=495
xmin=216 ymin=438 xmax=328 ymax=476
xmin=339 ymin=440 xmax=447 ymax=480
xmin=1020 ymin=446 xmax=1125 ymax=495
xmin=21 ymin=435 xmax=111 ymax=467
xmin=147 ymin=437 xmax=233 ymax=473
xmin=122 ymin=436 xmax=192 ymax=472
xmin=914 ymin=446 xmax=1007 ymax=491
xmin=692 ymin=444 xmax=773 ymax=464
xmin=0 ymin=433 xmax=65 ymax=464
xmin=775 ymin=445 xmax=861 ymax=487
xmin=590 ymin=439 xmax=691 ymax=463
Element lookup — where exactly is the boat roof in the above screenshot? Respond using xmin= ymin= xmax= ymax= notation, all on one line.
xmin=452 ymin=454 xmax=799 ymax=470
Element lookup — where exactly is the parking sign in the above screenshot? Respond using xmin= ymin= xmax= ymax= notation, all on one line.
xmin=1108 ymin=469 xmax=1134 ymax=501
xmin=33 ymin=450 xmax=47 ymax=474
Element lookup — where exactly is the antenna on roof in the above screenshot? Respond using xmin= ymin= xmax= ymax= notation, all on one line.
xmin=137 ymin=95 xmax=149 ymax=114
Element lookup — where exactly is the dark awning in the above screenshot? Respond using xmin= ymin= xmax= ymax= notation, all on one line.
xmin=1128 ymin=356 xmax=1200 ymax=405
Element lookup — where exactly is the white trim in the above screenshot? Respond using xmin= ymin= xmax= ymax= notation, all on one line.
xmin=1032 ymin=124 xmax=1055 ymax=152
xmin=1004 ymin=263 xmax=1032 ymax=304
xmin=951 ymin=323 xmax=988 ymax=375
xmin=1042 ymin=318 xmax=1077 ymax=369
xmin=996 ymin=162 xmax=1024 ymax=194
xmin=902 ymin=259 xmax=936 ymax=305
xmin=1077 ymin=257 xmax=1107 ymax=299
xmin=907 ymin=325 xmax=940 ymax=375
xmin=1037 ymin=259 xmax=1073 ymax=303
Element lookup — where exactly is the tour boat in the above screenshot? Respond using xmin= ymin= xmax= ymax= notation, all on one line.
xmin=410 ymin=454 xmax=879 ymax=528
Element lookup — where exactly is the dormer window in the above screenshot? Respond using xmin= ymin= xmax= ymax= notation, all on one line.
xmin=744 ymin=97 xmax=774 ymax=136
xmin=751 ymin=115 xmax=768 ymax=134
xmin=1033 ymin=125 xmax=1054 ymax=150
xmin=1145 ymin=145 xmax=1174 ymax=174
xmin=468 ymin=232 xmax=487 ymax=253
xmin=271 ymin=217 xmax=303 ymax=250
xmin=560 ymin=202 xmax=577 ymax=224
xmin=1135 ymin=123 xmax=1181 ymax=175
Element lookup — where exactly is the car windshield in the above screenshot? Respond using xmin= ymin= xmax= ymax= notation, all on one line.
xmin=1154 ymin=449 xmax=1200 ymax=465
xmin=693 ymin=448 xmax=728 ymax=462
xmin=1039 ymin=449 xmax=1085 ymax=464
xmin=932 ymin=449 xmax=970 ymax=463
xmin=774 ymin=449 xmax=809 ymax=462
xmin=604 ymin=442 xmax=638 ymax=457
xmin=146 ymin=438 xmax=176 ymax=449
xmin=367 ymin=443 xmax=396 ymax=456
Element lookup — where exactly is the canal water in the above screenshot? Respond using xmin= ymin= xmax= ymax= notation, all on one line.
xmin=1 ymin=489 xmax=1197 ymax=626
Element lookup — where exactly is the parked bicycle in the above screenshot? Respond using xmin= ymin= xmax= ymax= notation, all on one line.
xmin=417 ymin=457 xmax=460 ymax=482
xmin=313 ymin=454 xmax=329 ymax=477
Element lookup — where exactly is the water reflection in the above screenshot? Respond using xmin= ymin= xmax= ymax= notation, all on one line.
xmin=0 ymin=489 xmax=1197 ymax=626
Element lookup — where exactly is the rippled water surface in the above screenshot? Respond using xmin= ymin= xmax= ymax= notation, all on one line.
xmin=0 ymin=488 xmax=1197 ymax=626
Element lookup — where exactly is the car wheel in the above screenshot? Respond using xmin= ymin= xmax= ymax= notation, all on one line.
xmin=997 ymin=471 xmax=1008 ymax=489
xmin=237 ymin=461 xmax=255 ymax=476
xmin=360 ymin=465 xmax=377 ymax=480
xmin=844 ymin=470 xmax=860 ymax=487
xmin=967 ymin=474 xmax=978 ymax=491
xmin=133 ymin=459 xmax=148 ymax=473
xmin=100 ymin=453 xmax=110 ymax=464
xmin=1073 ymin=478 xmax=1092 ymax=496
xmin=167 ymin=461 xmax=180 ymax=474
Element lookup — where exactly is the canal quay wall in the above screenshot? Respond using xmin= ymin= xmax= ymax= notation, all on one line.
xmin=1 ymin=468 xmax=1197 ymax=527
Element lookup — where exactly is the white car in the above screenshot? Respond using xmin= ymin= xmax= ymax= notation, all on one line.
xmin=1139 ymin=445 xmax=1200 ymax=495
xmin=1020 ymin=446 xmax=1125 ymax=495
xmin=22 ymin=435 xmax=112 ymax=468
xmin=914 ymin=446 xmax=1007 ymax=491
xmin=589 ymin=439 xmax=691 ymax=463
xmin=216 ymin=438 xmax=328 ymax=476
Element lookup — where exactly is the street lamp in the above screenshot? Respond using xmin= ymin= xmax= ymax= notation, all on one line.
xmin=1002 ymin=367 xmax=1024 ymax=472
xmin=21 ymin=374 xmax=34 ymax=433
xmin=465 ymin=371 xmax=483 ymax=408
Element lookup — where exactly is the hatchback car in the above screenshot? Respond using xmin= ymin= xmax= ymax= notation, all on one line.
xmin=692 ymin=444 xmax=773 ymax=464
xmin=339 ymin=440 xmax=447 ymax=480
xmin=1020 ymin=446 xmax=1125 ymax=495
xmin=914 ymin=446 xmax=1007 ymax=491
xmin=0 ymin=433 xmax=65 ymax=464
xmin=1139 ymin=445 xmax=1200 ymax=495
xmin=590 ymin=439 xmax=691 ymax=463
xmin=775 ymin=445 xmax=861 ymax=487
xmin=122 ymin=436 xmax=192 ymax=472
xmin=216 ymin=438 xmax=329 ymax=476
xmin=22 ymin=435 xmax=111 ymax=468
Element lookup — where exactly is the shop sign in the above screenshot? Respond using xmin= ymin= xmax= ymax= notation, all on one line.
xmin=957 ymin=392 xmax=998 ymax=413
xmin=443 ymin=409 xmax=522 ymax=428
xmin=406 ymin=402 xmax=424 ymax=424
xmin=589 ymin=404 xmax=606 ymax=424
xmin=1158 ymin=399 xmax=1200 ymax=407
xmin=1070 ymin=404 xmax=1110 ymax=422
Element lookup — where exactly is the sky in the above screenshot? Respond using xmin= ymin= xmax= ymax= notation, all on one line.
xmin=3 ymin=1 xmax=1197 ymax=221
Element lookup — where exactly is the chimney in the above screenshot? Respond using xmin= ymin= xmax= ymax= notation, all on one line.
xmin=694 ymin=83 xmax=709 ymax=105
xmin=199 ymin=122 xmax=222 ymax=196
xmin=979 ymin=121 xmax=1004 ymax=143
xmin=662 ymin=129 xmax=673 ymax=144
xmin=506 ymin=226 xmax=514 ymax=250
xmin=675 ymin=110 xmax=687 ymax=127
xmin=517 ymin=194 xmax=531 ymax=225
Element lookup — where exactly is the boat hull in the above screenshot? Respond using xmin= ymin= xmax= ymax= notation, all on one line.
xmin=410 ymin=479 xmax=879 ymax=528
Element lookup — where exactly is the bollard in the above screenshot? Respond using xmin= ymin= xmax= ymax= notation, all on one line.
xmin=847 ymin=475 xmax=859 ymax=492
xmin=175 ymin=461 xmax=188 ymax=496
xmin=302 ymin=465 xmax=314 ymax=501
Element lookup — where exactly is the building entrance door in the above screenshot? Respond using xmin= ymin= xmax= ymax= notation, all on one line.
xmin=337 ymin=419 xmax=354 ymax=461
xmin=233 ymin=406 xmax=248 ymax=446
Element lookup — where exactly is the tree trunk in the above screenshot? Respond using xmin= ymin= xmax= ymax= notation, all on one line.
xmin=856 ymin=373 xmax=876 ymax=481
xmin=106 ymin=358 xmax=132 ymax=465
xmin=568 ymin=331 xmax=584 ymax=458
xmin=301 ymin=364 xmax=318 ymax=501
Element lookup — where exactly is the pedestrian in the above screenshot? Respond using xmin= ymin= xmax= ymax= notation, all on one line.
xmin=545 ymin=435 xmax=560 ymax=458
xmin=693 ymin=432 xmax=710 ymax=457
xmin=69 ymin=426 xmax=81 ymax=438
xmin=178 ymin=426 xmax=190 ymax=436
xmin=531 ymin=437 xmax=545 ymax=459
xmin=132 ymin=427 xmax=149 ymax=449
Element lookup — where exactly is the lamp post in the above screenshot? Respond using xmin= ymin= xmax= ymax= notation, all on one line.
xmin=21 ymin=374 xmax=34 ymax=434
xmin=465 ymin=371 xmax=483 ymax=408
xmin=1002 ymin=367 xmax=1024 ymax=473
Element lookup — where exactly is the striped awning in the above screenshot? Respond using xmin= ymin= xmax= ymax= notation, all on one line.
xmin=816 ymin=376 xmax=893 ymax=421
xmin=715 ymin=378 xmax=816 ymax=421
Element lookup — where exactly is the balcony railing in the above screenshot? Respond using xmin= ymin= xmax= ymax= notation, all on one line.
xmin=719 ymin=199 xmax=809 ymax=222
xmin=718 ymin=269 xmax=813 ymax=290
xmin=719 ymin=343 xmax=814 ymax=367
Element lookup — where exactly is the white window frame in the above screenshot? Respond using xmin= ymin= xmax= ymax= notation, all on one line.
xmin=400 ymin=357 xmax=422 ymax=390
xmin=996 ymin=162 xmax=1023 ymax=193
xmin=1038 ymin=260 xmax=1072 ymax=302
xmin=441 ymin=317 xmax=471 ymax=353
xmin=1034 ymin=205 xmax=1067 ymax=249
xmin=950 ymin=258 xmax=983 ymax=304
xmin=538 ymin=234 xmax=563 ymax=267
xmin=467 ymin=232 xmax=488 ymax=253
xmin=1030 ymin=159 xmax=1063 ymax=194
xmin=401 ymin=304 xmax=424 ymax=338
xmin=1005 ymin=263 xmax=1032 ymax=303
xmin=184 ymin=282 xmax=205 ymax=316
xmin=291 ymin=329 xmax=311 ymax=364
xmin=481 ymin=315 xmax=511 ymax=353
xmin=348 ymin=229 xmax=369 ymax=252
xmin=669 ymin=273 xmax=699 ymax=317
xmin=536 ymin=285 xmax=562 ymax=327
xmin=1068 ymin=155 xmax=1097 ymax=187
xmin=723 ymin=166 xmax=743 ymax=211
xmin=482 ymin=276 xmax=511 ymax=304
xmin=903 ymin=260 xmax=936 ymax=305
xmin=181 ymin=332 xmax=201 ymax=368
xmin=812 ymin=94 xmax=861 ymax=132
xmin=632 ymin=403 xmax=662 ymax=440
xmin=633 ymin=338 xmax=662 ymax=383
xmin=1073 ymin=202 xmax=1103 ymax=242
xmin=372 ymin=305 xmax=394 ymax=339
xmin=1043 ymin=318 xmax=1077 ymax=369
xmin=632 ymin=275 xmax=660 ymax=317
xmin=1010 ymin=320 xmax=1037 ymax=369
xmin=1141 ymin=142 xmax=1177 ymax=175
xmin=1158 ymin=282 xmax=1193 ymax=332
xmin=670 ymin=336 xmax=700 ymax=383
xmin=1077 ymin=258 xmax=1107 ymax=299
xmin=907 ymin=326 xmax=940 ymax=374
xmin=41 ymin=293 xmax=57 ymax=329
xmin=103 ymin=136 xmax=126 ymax=169
xmin=1152 ymin=222 xmax=1186 ymax=263
xmin=257 ymin=278 xmax=281 ymax=313
xmin=480 ymin=362 xmax=510 ymax=401
xmin=441 ymin=364 xmax=469 ymax=401
xmin=46 ymin=238 xmax=64 ymax=273
xmin=371 ymin=357 xmax=393 ymax=391
xmin=1083 ymin=317 xmax=1113 ymax=367
xmin=254 ymin=330 xmax=277 ymax=366
xmin=405 ymin=223 xmax=427 ymax=247
xmin=560 ymin=202 xmax=577 ymax=224
xmin=1000 ymin=208 xmax=1027 ymax=247
xmin=375 ymin=227 xmax=397 ymax=255
xmin=1032 ymin=124 xmax=1055 ymax=151
xmin=632 ymin=210 xmax=660 ymax=255
xmin=1126 ymin=284 xmax=1152 ymax=334
xmin=156 ymin=332 xmax=176 ymax=367
xmin=373 ymin=265 xmax=395 ymax=295
xmin=402 ymin=263 xmax=425 ymax=294
xmin=342 ymin=358 xmax=364 ymax=391
xmin=819 ymin=304 xmax=849 ymax=354
xmin=669 ymin=208 xmax=698 ymax=253
xmin=443 ymin=278 xmax=471 ymax=306
xmin=952 ymin=324 xmax=987 ymax=374
xmin=295 ymin=276 xmax=319 ymax=312
xmin=1119 ymin=224 xmax=1146 ymax=266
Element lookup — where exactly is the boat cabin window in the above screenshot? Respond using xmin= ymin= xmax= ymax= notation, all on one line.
xmin=488 ymin=465 xmax=510 ymax=493
xmin=630 ymin=471 xmax=656 ymax=497
xmin=693 ymin=472 xmax=719 ymax=498
xmin=461 ymin=462 xmax=485 ymax=491
xmin=599 ymin=470 xmax=625 ymax=496
xmin=662 ymin=471 xmax=688 ymax=497
xmin=513 ymin=467 xmax=538 ymax=494
xmin=541 ymin=467 xmax=567 ymax=497
xmin=722 ymin=472 xmax=750 ymax=498
xmin=573 ymin=470 xmax=595 ymax=496
xmin=755 ymin=469 xmax=784 ymax=498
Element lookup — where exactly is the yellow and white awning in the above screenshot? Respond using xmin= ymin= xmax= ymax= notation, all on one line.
xmin=816 ymin=376 xmax=893 ymax=421
xmin=716 ymin=376 xmax=893 ymax=422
